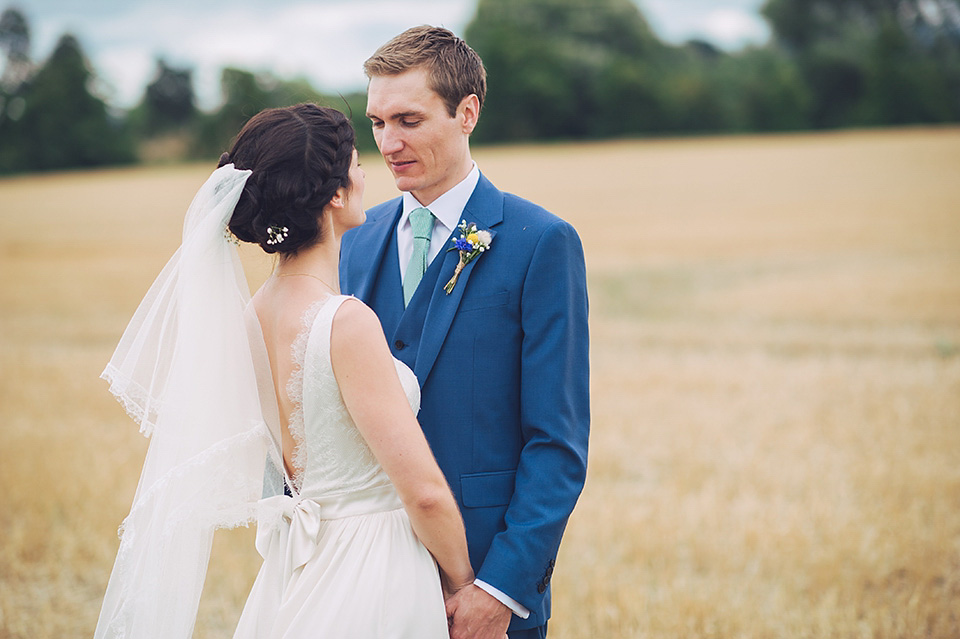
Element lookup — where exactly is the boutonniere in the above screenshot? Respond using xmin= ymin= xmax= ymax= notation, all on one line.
xmin=443 ymin=220 xmax=493 ymax=294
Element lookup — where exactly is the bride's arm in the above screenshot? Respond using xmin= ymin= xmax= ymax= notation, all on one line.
xmin=330 ymin=298 xmax=474 ymax=593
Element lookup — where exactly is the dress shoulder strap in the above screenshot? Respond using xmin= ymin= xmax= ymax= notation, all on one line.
xmin=304 ymin=294 xmax=356 ymax=370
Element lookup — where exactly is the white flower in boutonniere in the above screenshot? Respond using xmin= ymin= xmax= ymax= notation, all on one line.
xmin=443 ymin=220 xmax=493 ymax=294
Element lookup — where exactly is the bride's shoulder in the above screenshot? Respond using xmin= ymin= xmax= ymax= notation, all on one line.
xmin=330 ymin=296 xmax=377 ymax=332
xmin=328 ymin=299 xmax=397 ymax=384
xmin=330 ymin=297 xmax=388 ymax=351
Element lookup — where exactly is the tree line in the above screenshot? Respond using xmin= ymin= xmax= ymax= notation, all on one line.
xmin=1 ymin=0 xmax=958 ymax=174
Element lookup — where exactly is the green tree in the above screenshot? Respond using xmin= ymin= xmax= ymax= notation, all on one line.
xmin=0 ymin=6 xmax=30 ymax=92
xmin=466 ymin=0 xmax=669 ymax=142
xmin=192 ymin=67 xmax=276 ymax=157
xmin=0 ymin=6 xmax=32 ymax=170
xmin=0 ymin=33 xmax=133 ymax=173
xmin=656 ymin=45 xmax=734 ymax=133
xmin=338 ymin=90 xmax=377 ymax=152
xmin=463 ymin=0 xmax=813 ymax=139
xmin=130 ymin=58 xmax=197 ymax=136
xmin=761 ymin=0 xmax=960 ymax=127
xmin=730 ymin=47 xmax=812 ymax=131
xmin=859 ymin=13 xmax=960 ymax=123
xmin=191 ymin=68 xmax=370 ymax=159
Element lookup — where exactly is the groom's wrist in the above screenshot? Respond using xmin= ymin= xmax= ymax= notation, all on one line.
xmin=473 ymin=579 xmax=530 ymax=619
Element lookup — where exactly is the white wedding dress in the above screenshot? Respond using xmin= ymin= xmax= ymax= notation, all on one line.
xmin=233 ymin=294 xmax=449 ymax=638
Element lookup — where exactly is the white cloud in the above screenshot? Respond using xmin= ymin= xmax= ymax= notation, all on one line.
xmin=700 ymin=8 xmax=769 ymax=48
xmin=638 ymin=0 xmax=769 ymax=48
xmin=94 ymin=46 xmax=155 ymax=107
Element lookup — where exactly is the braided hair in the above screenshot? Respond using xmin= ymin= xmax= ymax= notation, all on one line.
xmin=221 ymin=103 xmax=356 ymax=255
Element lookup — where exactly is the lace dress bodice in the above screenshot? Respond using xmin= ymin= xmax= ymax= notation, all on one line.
xmin=285 ymin=295 xmax=420 ymax=498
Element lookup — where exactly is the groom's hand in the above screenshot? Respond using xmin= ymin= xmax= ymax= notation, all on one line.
xmin=445 ymin=583 xmax=511 ymax=639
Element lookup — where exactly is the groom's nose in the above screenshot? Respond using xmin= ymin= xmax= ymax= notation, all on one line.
xmin=378 ymin=124 xmax=404 ymax=156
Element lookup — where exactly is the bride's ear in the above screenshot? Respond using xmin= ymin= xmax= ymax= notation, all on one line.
xmin=329 ymin=187 xmax=346 ymax=209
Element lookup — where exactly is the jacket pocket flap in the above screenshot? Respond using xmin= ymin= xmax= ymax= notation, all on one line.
xmin=459 ymin=290 xmax=509 ymax=313
xmin=460 ymin=470 xmax=516 ymax=508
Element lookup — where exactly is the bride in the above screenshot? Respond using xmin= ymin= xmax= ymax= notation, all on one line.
xmin=94 ymin=103 xmax=473 ymax=638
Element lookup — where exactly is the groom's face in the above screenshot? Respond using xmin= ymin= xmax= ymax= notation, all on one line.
xmin=366 ymin=67 xmax=473 ymax=206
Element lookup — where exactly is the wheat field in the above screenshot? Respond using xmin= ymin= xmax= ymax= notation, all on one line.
xmin=1 ymin=128 xmax=958 ymax=638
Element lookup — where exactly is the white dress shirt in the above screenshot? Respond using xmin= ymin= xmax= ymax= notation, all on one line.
xmin=394 ymin=163 xmax=530 ymax=620
xmin=397 ymin=164 xmax=480 ymax=283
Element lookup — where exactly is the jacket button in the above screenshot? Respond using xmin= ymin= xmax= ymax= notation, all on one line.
xmin=549 ymin=559 xmax=556 ymax=568
xmin=394 ymin=340 xmax=406 ymax=350
xmin=544 ymin=574 xmax=551 ymax=585
xmin=537 ymin=582 xmax=546 ymax=594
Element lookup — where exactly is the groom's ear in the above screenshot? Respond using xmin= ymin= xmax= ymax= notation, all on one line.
xmin=458 ymin=94 xmax=480 ymax=135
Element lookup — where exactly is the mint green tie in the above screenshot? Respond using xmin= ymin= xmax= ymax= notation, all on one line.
xmin=403 ymin=207 xmax=435 ymax=306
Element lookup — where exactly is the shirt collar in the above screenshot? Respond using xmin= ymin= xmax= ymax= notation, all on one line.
xmin=400 ymin=163 xmax=480 ymax=234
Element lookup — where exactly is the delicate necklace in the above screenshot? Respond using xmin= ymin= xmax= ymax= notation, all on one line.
xmin=276 ymin=272 xmax=339 ymax=293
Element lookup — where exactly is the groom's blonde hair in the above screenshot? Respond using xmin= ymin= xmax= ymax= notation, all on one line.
xmin=364 ymin=25 xmax=487 ymax=118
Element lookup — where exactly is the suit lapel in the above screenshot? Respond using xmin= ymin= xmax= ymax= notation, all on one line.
xmin=351 ymin=201 xmax=402 ymax=303
xmin=413 ymin=175 xmax=503 ymax=383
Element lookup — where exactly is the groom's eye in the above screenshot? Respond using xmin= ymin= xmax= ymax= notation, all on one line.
xmin=401 ymin=119 xmax=421 ymax=128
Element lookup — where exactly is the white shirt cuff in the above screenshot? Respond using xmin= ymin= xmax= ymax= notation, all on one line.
xmin=473 ymin=579 xmax=530 ymax=619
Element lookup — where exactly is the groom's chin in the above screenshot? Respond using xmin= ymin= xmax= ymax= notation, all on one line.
xmin=392 ymin=176 xmax=415 ymax=193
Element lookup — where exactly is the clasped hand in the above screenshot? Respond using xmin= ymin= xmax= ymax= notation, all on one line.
xmin=444 ymin=583 xmax=511 ymax=639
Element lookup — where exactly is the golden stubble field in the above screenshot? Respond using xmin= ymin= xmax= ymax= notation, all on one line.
xmin=1 ymin=128 xmax=959 ymax=638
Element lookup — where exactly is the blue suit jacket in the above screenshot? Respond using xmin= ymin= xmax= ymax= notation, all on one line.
xmin=339 ymin=173 xmax=589 ymax=631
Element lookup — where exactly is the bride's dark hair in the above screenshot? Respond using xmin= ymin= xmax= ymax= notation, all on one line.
xmin=221 ymin=103 xmax=356 ymax=255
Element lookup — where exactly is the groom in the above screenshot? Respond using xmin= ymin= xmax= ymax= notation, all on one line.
xmin=339 ymin=26 xmax=589 ymax=639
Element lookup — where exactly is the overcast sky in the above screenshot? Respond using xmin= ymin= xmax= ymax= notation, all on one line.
xmin=12 ymin=0 xmax=770 ymax=109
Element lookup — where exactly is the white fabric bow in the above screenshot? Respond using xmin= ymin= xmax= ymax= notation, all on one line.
xmin=255 ymin=495 xmax=325 ymax=580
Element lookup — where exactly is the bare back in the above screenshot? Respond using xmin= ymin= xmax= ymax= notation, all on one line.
xmin=251 ymin=277 xmax=333 ymax=482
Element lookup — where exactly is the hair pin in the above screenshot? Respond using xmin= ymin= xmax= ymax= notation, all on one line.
xmin=266 ymin=225 xmax=289 ymax=245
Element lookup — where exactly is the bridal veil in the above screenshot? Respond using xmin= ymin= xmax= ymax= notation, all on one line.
xmin=95 ymin=165 xmax=283 ymax=638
